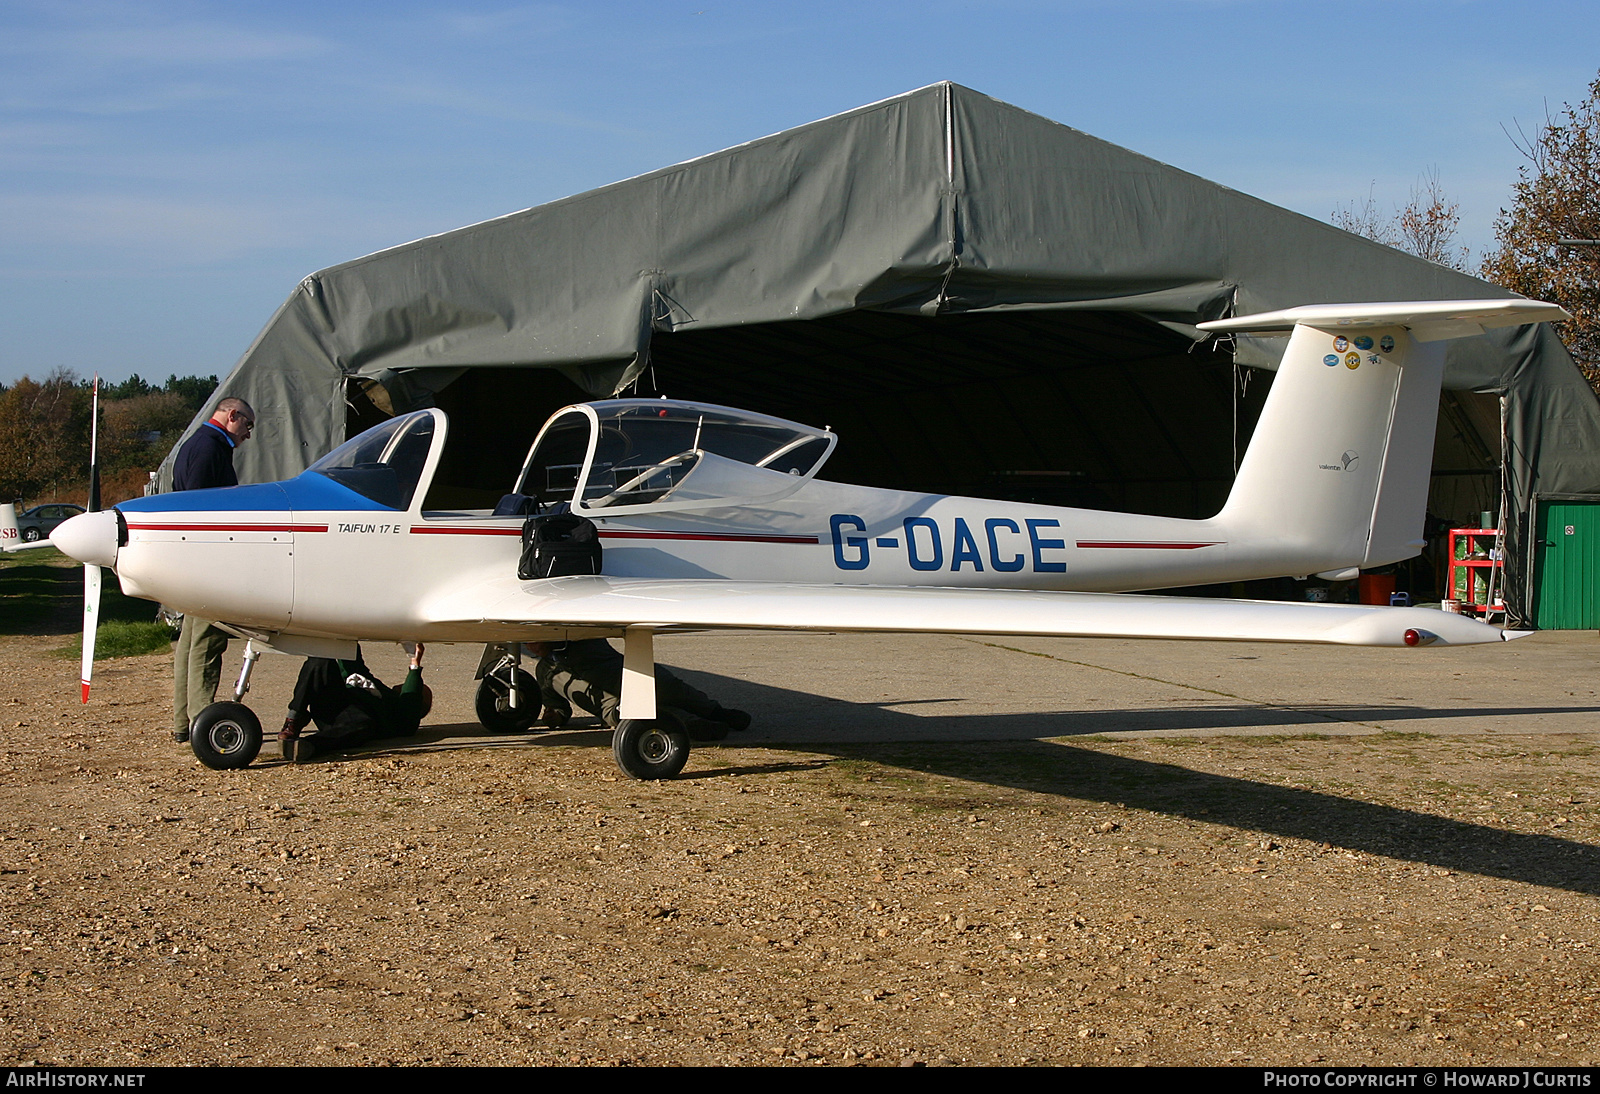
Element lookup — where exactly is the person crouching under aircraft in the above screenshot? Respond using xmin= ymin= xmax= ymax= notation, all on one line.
xmin=531 ymin=639 xmax=751 ymax=740
xmin=279 ymin=643 xmax=431 ymax=763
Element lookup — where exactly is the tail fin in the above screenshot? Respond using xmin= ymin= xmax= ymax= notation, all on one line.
xmin=0 ymin=503 xmax=50 ymax=553
xmin=2 ymin=502 xmax=69 ymax=553
xmin=1201 ymin=299 xmax=1567 ymax=574
xmin=0 ymin=503 xmax=18 ymax=552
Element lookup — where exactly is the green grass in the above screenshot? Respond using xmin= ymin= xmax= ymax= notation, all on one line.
xmin=52 ymin=619 xmax=174 ymax=660
xmin=0 ymin=550 xmax=75 ymax=628
xmin=1234 ymin=733 xmax=1333 ymax=746
xmin=3 ymin=546 xmax=173 ymax=657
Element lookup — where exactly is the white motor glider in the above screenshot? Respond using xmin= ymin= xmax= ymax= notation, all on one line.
xmin=51 ymin=298 xmax=1566 ymax=777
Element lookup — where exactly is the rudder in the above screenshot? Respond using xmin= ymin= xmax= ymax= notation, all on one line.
xmin=1200 ymin=299 xmax=1567 ymax=576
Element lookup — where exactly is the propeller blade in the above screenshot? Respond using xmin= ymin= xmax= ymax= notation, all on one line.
xmin=87 ymin=375 xmax=101 ymax=514
xmin=81 ymin=563 xmax=100 ymax=703
xmin=80 ymin=377 xmax=103 ymax=703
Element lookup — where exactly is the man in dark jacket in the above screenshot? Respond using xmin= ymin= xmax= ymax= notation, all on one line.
xmin=279 ymin=644 xmax=431 ymax=763
xmin=173 ymin=397 xmax=252 ymax=491
xmin=171 ymin=397 xmax=254 ymax=743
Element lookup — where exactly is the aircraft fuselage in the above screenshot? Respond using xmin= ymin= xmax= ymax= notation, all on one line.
xmin=102 ymin=470 xmax=1346 ymax=647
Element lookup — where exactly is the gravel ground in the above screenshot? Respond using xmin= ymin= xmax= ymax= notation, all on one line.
xmin=2 ymin=571 xmax=1598 ymax=1065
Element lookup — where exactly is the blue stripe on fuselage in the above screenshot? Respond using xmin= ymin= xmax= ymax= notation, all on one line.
xmin=117 ymin=473 xmax=397 ymax=514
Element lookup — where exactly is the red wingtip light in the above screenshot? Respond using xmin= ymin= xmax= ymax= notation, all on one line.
xmin=1403 ymin=628 xmax=1438 ymax=647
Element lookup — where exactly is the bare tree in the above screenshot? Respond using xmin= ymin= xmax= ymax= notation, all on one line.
xmin=1481 ymin=74 xmax=1600 ymax=384
xmin=1331 ymin=184 xmax=1399 ymax=248
xmin=1333 ymin=173 xmax=1469 ymax=272
xmin=1398 ymin=168 xmax=1471 ymax=271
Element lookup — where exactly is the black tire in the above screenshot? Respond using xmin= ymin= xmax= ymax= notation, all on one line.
xmin=21 ymin=527 xmax=40 ymax=542
xmin=612 ymin=716 xmax=690 ymax=780
xmin=190 ymin=702 xmax=262 ymax=770
xmin=474 ymin=669 xmax=539 ymax=733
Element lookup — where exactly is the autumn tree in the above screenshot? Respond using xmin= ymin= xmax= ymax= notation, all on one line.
xmin=1332 ymin=170 xmax=1470 ymax=271
xmin=0 ymin=369 xmax=91 ymax=502
xmin=0 ymin=371 xmax=218 ymax=505
xmin=1480 ymin=74 xmax=1600 ymax=385
xmin=1397 ymin=169 xmax=1471 ymax=271
xmin=101 ymin=390 xmax=194 ymax=473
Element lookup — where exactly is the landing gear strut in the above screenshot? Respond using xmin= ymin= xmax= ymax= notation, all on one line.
xmin=474 ymin=642 xmax=541 ymax=733
xmin=609 ymin=627 xmax=688 ymax=781
xmin=190 ymin=642 xmax=263 ymax=770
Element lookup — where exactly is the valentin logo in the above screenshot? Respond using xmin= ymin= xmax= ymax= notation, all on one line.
xmin=1318 ymin=450 xmax=1361 ymax=472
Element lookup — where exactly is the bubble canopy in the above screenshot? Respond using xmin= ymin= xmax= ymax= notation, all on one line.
xmin=306 ymin=409 xmax=440 ymax=511
xmin=515 ymin=400 xmax=836 ymax=516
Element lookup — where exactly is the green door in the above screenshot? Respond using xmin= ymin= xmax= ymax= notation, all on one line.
xmin=1535 ymin=500 xmax=1600 ymax=629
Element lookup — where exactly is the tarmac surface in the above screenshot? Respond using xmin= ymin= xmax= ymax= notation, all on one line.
xmin=207 ymin=626 xmax=1600 ymax=746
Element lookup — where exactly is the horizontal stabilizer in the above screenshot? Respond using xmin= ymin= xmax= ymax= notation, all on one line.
xmin=0 ymin=503 xmax=56 ymax=553
xmin=1199 ymin=298 xmax=1569 ymax=342
xmin=426 ymin=576 xmax=1518 ymax=648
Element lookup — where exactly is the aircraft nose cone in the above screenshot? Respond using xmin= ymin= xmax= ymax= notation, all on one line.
xmin=52 ymin=510 xmax=119 ymax=569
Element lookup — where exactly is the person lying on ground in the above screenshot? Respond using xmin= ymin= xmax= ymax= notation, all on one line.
xmin=279 ymin=643 xmax=432 ymax=763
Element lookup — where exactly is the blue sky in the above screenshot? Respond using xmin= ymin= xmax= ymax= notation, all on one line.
xmin=3 ymin=0 xmax=1597 ymax=387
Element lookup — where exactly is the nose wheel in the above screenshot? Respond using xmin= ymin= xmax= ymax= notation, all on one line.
xmin=474 ymin=667 xmax=541 ymax=733
xmin=190 ymin=701 xmax=263 ymax=769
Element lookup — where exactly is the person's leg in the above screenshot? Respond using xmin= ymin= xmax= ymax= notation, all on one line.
xmin=542 ymin=655 xmax=620 ymax=726
xmin=657 ymin=665 xmax=751 ymax=730
xmin=186 ymin=622 xmax=228 ymax=727
xmin=172 ymin=616 xmax=197 ymax=741
xmin=534 ymin=657 xmax=574 ymax=725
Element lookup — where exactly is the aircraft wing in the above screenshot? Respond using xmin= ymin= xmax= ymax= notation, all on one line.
xmin=424 ymin=575 xmax=1518 ymax=647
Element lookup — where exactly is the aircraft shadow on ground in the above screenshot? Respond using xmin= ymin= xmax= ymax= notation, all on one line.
xmin=672 ymin=668 xmax=1600 ymax=740
xmin=793 ymin=738 xmax=1600 ymax=900
xmin=372 ymin=710 xmax=1600 ymax=899
xmin=285 ymin=669 xmax=1600 ymax=897
xmin=682 ymin=672 xmax=1600 ymax=895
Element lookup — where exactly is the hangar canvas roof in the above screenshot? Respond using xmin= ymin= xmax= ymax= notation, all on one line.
xmin=168 ymin=82 xmax=1600 ymax=624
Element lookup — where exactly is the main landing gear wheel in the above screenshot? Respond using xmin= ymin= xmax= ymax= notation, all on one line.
xmin=612 ymin=716 xmax=690 ymax=780
xmin=475 ymin=668 xmax=539 ymax=733
xmin=190 ymin=702 xmax=263 ymax=770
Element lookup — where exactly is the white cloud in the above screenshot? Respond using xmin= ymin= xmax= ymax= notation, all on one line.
xmin=0 ymin=2 xmax=332 ymax=66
